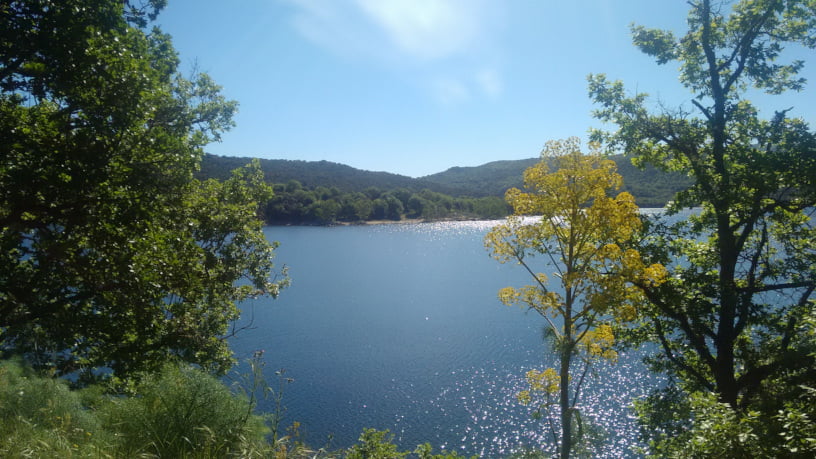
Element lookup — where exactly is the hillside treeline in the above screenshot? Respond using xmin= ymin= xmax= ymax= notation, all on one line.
xmin=201 ymin=154 xmax=693 ymax=224
xmin=265 ymin=181 xmax=510 ymax=224
xmin=420 ymin=156 xmax=693 ymax=207
xmin=198 ymin=155 xmax=452 ymax=193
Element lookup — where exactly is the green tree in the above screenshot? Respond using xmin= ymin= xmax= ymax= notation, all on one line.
xmin=383 ymin=193 xmax=405 ymax=220
xmin=0 ymin=1 xmax=287 ymax=381
xmin=306 ymin=199 xmax=340 ymax=225
xmin=485 ymin=138 xmax=666 ymax=458
xmin=406 ymin=194 xmax=426 ymax=219
xmin=364 ymin=186 xmax=383 ymax=200
xmin=266 ymin=187 xmax=315 ymax=223
xmin=371 ymin=198 xmax=389 ymax=220
xmin=337 ymin=192 xmax=373 ymax=222
xmin=588 ymin=0 xmax=816 ymax=453
xmin=471 ymin=196 xmax=511 ymax=219
xmin=285 ymin=179 xmax=303 ymax=193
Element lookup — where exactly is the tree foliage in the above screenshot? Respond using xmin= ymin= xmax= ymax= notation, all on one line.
xmin=485 ymin=138 xmax=666 ymax=458
xmin=264 ymin=182 xmax=509 ymax=224
xmin=0 ymin=0 xmax=286 ymax=382
xmin=0 ymin=357 xmax=274 ymax=457
xmin=345 ymin=428 xmax=475 ymax=459
xmin=588 ymin=0 xmax=816 ymax=454
xmin=201 ymin=153 xmax=693 ymax=210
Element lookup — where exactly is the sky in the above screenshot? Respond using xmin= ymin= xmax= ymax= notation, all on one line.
xmin=157 ymin=0 xmax=816 ymax=178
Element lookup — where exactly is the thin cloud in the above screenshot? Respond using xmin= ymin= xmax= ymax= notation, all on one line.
xmin=354 ymin=0 xmax=484 ymax=60
xmin=430 ymin=69 xmax=504 ymax=106
xmin=432 ymin=77 xmax=471 ymax=105
xmin=282 ymin=0 xmax=502 ymax=104
xmin=284 ymin=0 xmax=491 ymax=61
xmin=284 ymin=0 xmax=377 ymax=59
xmin=476 ymin=68 xmax=502 ymax=98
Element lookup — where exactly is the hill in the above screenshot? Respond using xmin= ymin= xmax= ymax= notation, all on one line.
xmin=198 ymin=155 xmax=457 ymax=195
xmin=420 ymin=158 xmax=540 ymax=197
xmin=199 ymin=154 xmax=692 ymax=208
xmin=422 ymin=155 xmax=692 ymax=208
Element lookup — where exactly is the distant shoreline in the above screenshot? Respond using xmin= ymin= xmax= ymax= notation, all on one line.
xmin=266 ymin=216 xmax=498 ymax=227
xmin=264 ymin=208 xmax=675 ymax=228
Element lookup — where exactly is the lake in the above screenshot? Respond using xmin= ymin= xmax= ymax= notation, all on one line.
xmin=229 ymin=221 xmax=664 ymax=457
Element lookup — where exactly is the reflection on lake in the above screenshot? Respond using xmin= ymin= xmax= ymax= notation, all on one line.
xmin=229 ymin=221 xmax=664 ymax=457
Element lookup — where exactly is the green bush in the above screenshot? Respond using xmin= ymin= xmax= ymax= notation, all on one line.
xmin=345 ymin=428 xmax=407 ymax=459
xmin=0 ymin=358 xmax=275 ymax=457
xmin=0 ymin=357 xmax=111 ymax=457
xmin=101 ymin=362 xmax=269 ymax=457
xmin=345 ymin=428 xmax=476 ymax=459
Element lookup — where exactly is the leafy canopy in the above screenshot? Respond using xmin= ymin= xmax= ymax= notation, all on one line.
xmin=588 ymin=0 xmax=816 ymax=455
xmin=0 ymin=0 xmax=287 ymax=382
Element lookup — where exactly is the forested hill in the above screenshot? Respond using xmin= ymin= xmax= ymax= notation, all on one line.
xmin=423 ymin=156 xmax=694 ymax=207
xmin=198 ymin=154 xmax=458 ymax=195
xmin=421 ymin=158 xmax=541 ymax=197
xmin=200 ymin=153 xmax=692 ymax=208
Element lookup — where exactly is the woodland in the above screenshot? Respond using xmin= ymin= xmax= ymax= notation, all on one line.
xmin=199 ymin=154 xmax=692 ymax=224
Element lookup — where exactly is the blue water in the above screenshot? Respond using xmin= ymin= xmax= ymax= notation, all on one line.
xmin=228 ymin=221 xmax=663 ymax=457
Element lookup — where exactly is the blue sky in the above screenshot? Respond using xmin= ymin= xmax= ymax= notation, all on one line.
xmin=158 ymin=0 xmax=815 ymax=178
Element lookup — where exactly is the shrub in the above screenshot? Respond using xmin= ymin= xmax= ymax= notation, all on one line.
xmin=101 ymin=362 xmax=269 ymax=457
xmin=0 ymin=357 xmax=111 ymax=457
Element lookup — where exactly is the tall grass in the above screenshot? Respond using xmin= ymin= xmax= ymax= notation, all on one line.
xmin=101 ymin=362 xmax=269 ymax=457
xmin=0 ymin=358 xmax=272 ymax=458
xmin=0 ymin=357 xmax=112 ymax=457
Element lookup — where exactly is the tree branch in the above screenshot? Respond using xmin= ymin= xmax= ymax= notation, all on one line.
xmin=692 ymin=99 xmax=713 ymax=121
xmin=652 ymin=316 xmax=715 ymax=391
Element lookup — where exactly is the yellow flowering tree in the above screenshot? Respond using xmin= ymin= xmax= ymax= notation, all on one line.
xmin=485 ymin=137 xmax=666 ymax=458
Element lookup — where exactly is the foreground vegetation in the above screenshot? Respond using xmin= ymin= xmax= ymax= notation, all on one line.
xmin=0 ymin=358 xmax=271 ymax=458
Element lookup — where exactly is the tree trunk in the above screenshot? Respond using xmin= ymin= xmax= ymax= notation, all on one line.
xmin=560 ymin=345 xmax=572 ymax=459
xmin=715 ymin=211 xmax=740 ymax=408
